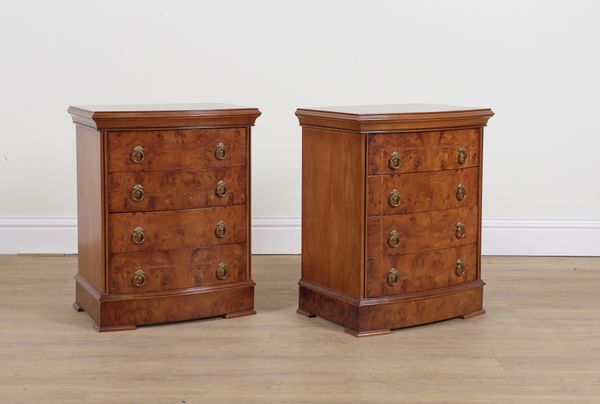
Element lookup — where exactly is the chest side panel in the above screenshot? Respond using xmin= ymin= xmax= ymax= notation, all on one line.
xmin=75 ymin=125 xmax=105 ymax=292
xmin=302 ymin=127 xmax=365 ymax=299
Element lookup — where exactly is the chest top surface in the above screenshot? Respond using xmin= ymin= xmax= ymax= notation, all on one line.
xmin=296 ymin=103 xmax=493 ymax=132
xmin=68 ymin=103 xmax=261 ymax=130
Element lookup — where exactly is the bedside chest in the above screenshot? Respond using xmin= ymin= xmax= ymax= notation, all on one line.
xmin=68 ymin=104 xmax=261 ymax=331
xmin=295 ymin=104 xmax=494 ymax=336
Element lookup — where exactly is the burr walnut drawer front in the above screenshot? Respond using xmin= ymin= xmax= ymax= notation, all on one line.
xmin=109 ymin=243 xmax=247 ymax=294
xmin=366 ymin=244 xmax=477 ymax=297
xmin=107 ymin=166 xmax=246 ymax=213
xmin=107 ymin=128 xmax=245 ymax=172
xmin=108 ymin=205 xmax=245 ymax=253
xmin=368 ymin=167 xmax=478 ymax=216
xmin=367 ymin=206 xmax=478 ymax=258
xmin=368 ymin=129 xmax=479 ymax=175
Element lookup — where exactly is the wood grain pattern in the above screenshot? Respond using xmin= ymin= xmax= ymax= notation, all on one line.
xmin=366 ymin=244 xmax=477 ymax=297
xmin=69 ymin=105 xmax=258 ymax=331
xmin=75 ymin=125 xmax=105 ymax=293
xmin=109 ymin=243 xmax=246 ymax=294
xmin=301 ymin=127 xmax=365 ymax=299
xmin=368 ymin=129 xmax=479 ymax=174
xmin=68 ymin=104 xmax=261 ymax=130
xmin=296 ymin=105 xmax=494 ymax=132
xmin=107 ymin=166 xmax=245 ymax=212
xmin=75 ymin=274 xmax=255 ymax=330
xmin=368 ymin=167 xmax=479 ymax=216
xmin=108 ymin=205 xmax=245 ymax=253
xmin=106 ymin=128 xmax=246 ymax=172
xmin=299 ymin=280 xmax=484 ymax=335
xmin=367 ymin=206 xmax=478 ymax=258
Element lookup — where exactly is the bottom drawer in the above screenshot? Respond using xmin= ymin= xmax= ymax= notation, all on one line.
xmin=109 ymin=244 xmax=246 ymax=294
xmin=366 ymin=244 xmax=477 ymax=297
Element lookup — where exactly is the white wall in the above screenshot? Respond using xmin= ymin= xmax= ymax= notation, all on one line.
xmin=1 ymin=0 xmax=599 ymax=255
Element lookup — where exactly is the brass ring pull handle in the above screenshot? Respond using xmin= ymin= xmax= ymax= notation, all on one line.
xmin=388 ymin=151 xmax=402 ymax=170
xmin=215 ymin=180 xmax=228 ymax=197
xmin=455 ymin=222 xmax=466 ymax=239
xmin=132 ymin=269 xmax=147 ymax=287
xmin=457 ymin=148 xmax=468 ymax=165
xmin=455 ymin=259 xmax=466 ymax=276
xmin=387 ymin=230 xmax=400 ymax=248
xmin=456 ymin=183 xmax=466 ymax=201
xmin=387 ymin=268 xmax=400 ymax=286
xmin=215 ymin=143 xmax=227 ymax=160
xmin=216 ymin=262 xmax=229 ymax=280
xmin=130 ymin=184 xmax=145 ymax=202
xmin=131 ymin=145 xmax=145 ymax=164
xmin=215 ymin=220 xmax=227 ymax=238
xmin=131 ymin=227 xmax=145 ymax=244
xmin=388 ymin=189 xmax=401 ymax=208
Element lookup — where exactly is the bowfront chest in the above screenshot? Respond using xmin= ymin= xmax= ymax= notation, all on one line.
xmin=68 ymin=104 xmax=260 ymax=331
xmin=296 ymin=104 xmax=494 ymax=336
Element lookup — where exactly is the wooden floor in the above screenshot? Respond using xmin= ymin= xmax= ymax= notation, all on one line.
xmin=1 ymin=256 xmax=600 ymax=403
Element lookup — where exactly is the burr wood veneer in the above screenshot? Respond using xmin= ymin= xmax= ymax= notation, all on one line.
xmin=68 ymin=104 xmax=260 ymax=331
xmin=296 ymin=104 xmax=494 ymax=336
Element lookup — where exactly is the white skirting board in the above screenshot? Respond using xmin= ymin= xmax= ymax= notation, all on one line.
xmin=0 ymin=216 xmax=599 ymax=256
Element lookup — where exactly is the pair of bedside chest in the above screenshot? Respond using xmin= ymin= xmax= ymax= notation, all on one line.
xmin=68 ymin=103 xmax=493 ymax=335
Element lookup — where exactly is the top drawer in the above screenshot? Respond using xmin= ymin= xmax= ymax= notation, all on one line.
xmin=368 ymin=129 xmax=479 ymax=175
xmin=107 ymin=128 xmax=246 ymax=172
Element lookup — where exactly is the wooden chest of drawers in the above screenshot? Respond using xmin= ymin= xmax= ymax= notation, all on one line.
xmin=68 ymin=104 xmax=261 ymax=331
xmin=295 ymin=104 xmax=494 ymax=336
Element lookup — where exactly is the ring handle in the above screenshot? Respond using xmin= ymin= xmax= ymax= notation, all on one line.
xmin=215 ymin=180 xmax=228 ymax=197
xmin=457 ymin=148 xmax=468 ymax=165
xmin=132 ymin=269 xmax=147 ymax=287
xmin=131 ymin=226 xmax=145 ymax=244
xmin=388 ymin=151 xmax=402 ymax=170
xmin=455 ymin=259 xmax=466 ymax=276
xmin=456 ymin=183 xmax=466 ymax=201
xmin=131 ymin=145 xmax=145 ymax=164
xmin=216 ymin=262 xmax=229 ymax=280
xmin=215 ymin=143 xmax=227 ymax=160
xmin=130 ymin=184 xmax=145 ymax=202
xmin=386 ymin=268 xmax=400 ymax=286
xmin=215 ymin=220 xmax=227 ymax=238
xmin=387 ymin=229 xmax=400 ymax=248
xmin=388 ymin=189 xmax=401 ymax=208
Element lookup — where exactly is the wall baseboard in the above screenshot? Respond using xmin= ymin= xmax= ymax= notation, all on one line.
xmin=1 ymin=216 xmax=598 ymax=256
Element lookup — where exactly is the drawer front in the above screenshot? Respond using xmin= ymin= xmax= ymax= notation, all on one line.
xmin=368 ymin=167 xmax=478 ymax=216
xmin=108 ymin=166 xmax=246 ymax=213
xmin=367 ymin=206 xmax=478 ymax=257
xmin=109 ymin=244 xmax=246 ymax=294
xmin=107 ymin=128 xmax=246 ymax=172
xmin=368 ymin=129 xmax=479 ymax=175
xmin=108 ymin=205 xmax=245 ymax=253
xmin=366 ymin=244 xmax=477 ymax=297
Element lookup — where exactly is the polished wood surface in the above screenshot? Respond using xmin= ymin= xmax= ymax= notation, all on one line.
xmin=69 ymin=105 xmax=259 ymax=330
xmin=296 ymin=105 xmax=493 ymax=132
xmin=298 ymin=105 xmax=491 ymax=335
xmin=367 ymin=244 xmax=477 ymax=297
xmin=368 ymin=129 xmax=480 ymax=174
xmin=2 ymin=255 xmax=599 ymax=403
xmin=75 ymin=125 xmax=105 ymax=293
xmin=68 ymin=104 xmax=261 ymax=129
xmin=301 ymin=127 xmax=365 ymax=299
xmin=367 ymin=206 xmax=479 ymax=257
xmin=107 ymin=128 xmax=246 ymax=172
xmin=109 ymin=244 xmax=246 ymax=294
xmin=108 ymin=206 xmax=245 ymax=253
xmin=367 ymin=167 xmax=478 ymax=215
xmin=108 ymin=166 xmax=246 ymax=212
